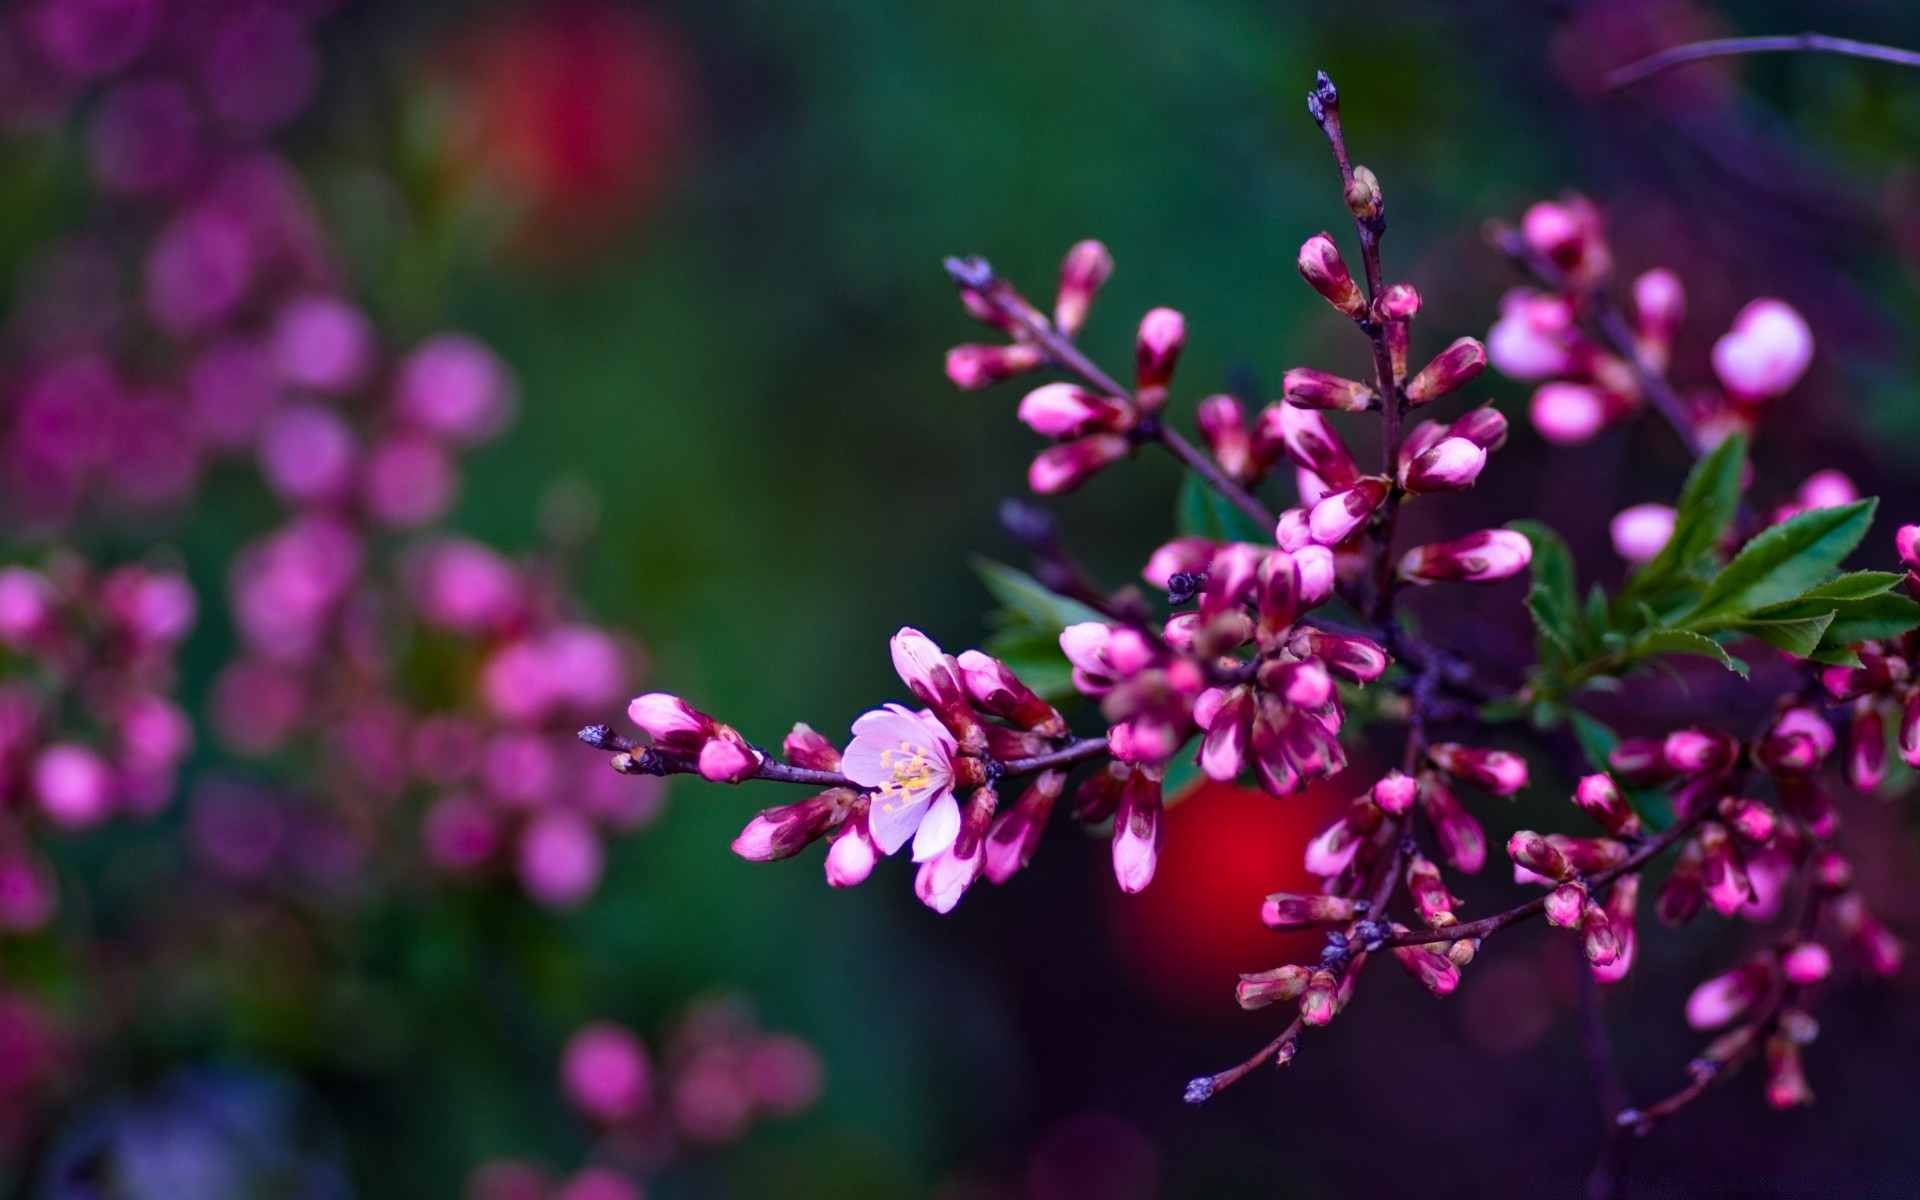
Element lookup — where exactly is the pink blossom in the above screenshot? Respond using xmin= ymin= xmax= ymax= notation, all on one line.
xmin=271 ymin=296 xmax=375 ymax=394
xmin=517 ymin=810 xmax=604 ymax=909
xmin=1134 ymin=307 xmax=1184 ymax=411
xmin=1487 ymin=288 xmax=1577 ymax=380
xmin=1529 ymin=382 xmax=1612 ymax=445
xmin=944 ymin=342 xmax=1045 ymax=390
xmin=1059 ymin=621 xmax=1119 ymax=695
xmin=33 ymin=743 xmax=115 ymax=829
xmin=824 ymin=805 xmax=878 ymax=887
xmin=396 ymin=334 xmax=517 ymax=444
xmin=410 ymin=538 xmax=522 ymax=634
xmin=1054 ymin=239 xmax=1113 ymax=337
xmin=1712 ymin=299 xmax=1812 ymax=399
xmin=1017 ymin=383 xmax=1130 ymax=439
xmin=1632 ymin=269 xmax=1685 ymax=357
xmin=1609 ymin=503 xmax=1676 ymax=564
xmin=258 ymin=403 xmax=358 ymax=504
xmin=1686 ymin=960 xmax=1771 ymax=1029
xmin=915 ymin=836 xmax=984 ymax=913
xmin=840 ymin=704 xmax=959 ymax=858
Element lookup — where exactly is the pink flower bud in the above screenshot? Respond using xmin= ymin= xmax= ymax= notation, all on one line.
xmin=1396 ymin=529 xmax=1532 ymax=585
xmin=628 ymin=693 xmax=710 ymax=746
xmin=1054 ymin=239 xmax=1113 ymax=337
xmin=1390 ymin=941 xmax=1461 ymax=997
xmin=783 ymin=724 xmax=842 ymax=772
xmin=1273 ymin=508 xmax=1312 ymax=551
xmin=1059 ymin=621 xmax=1118 ymax=695
xmin=1902 ymin=690 xmax=1920 ymax=768
xmin=1591 ymin=875 xmax=1640 ymax=984
xmin=1764 ymin=1034 xmax=1813 ymax=1110
xmin=1016 ymin=383 xmax=1132 ymax=439
xmin=1781 ymin=941 xmax=1831 ymax=985
xmin=1580 ymin=901 xmax=1620 ymax=966
xmin=1029 ymin=433 xmax=1129 ymax=494
xmin=0 ymin=568 xmax=54 ymax=646
xmin=1609 ymin=503 xmax=1676 ymax=564
xmin=983 ymin=770 xmax=1064 ymax=883
xmin=891 ymin=627 xmax=985 ymax=751
xmin=1281 ymin=368 xmax=1374 ymax=412
xmin=825 ymin=802 xmax=878 ymax=887
xmin=697 ymin=729 xmax=762 ymax=784
xmin=1898 ymin=524 xmax=1920 ymax=572
xmin=1237 ymin=964 xmax=1311 ymax=1009
xmin=1373 ymin=770 xmax=1417 ymax=815
xmin=1446 ymin=406 xmax=1510 ymax=452
xmin=1632 ymin=269 xmax=1685 ymax=366
xmin=733 ymin=791 xmax=848 ymax=861
xmin=1663 ymin=727 xmax=1737 ymax=775
xmin=1401 ymin=437 xmax=1486 ymax=494
xmin=1198 ymin=687 xmax=1253 ymax=782
xmin=1260 ymin=891 xmax=1359 ymax=931
xmin=1608 ymin=738 xmax=1671 ymax=785
xmin=1405 ymin=337 xmax=1487 ymax=406
xmin=1545 ymin=881 xmax=1587 ymax=927
xmin=1307 ymin=478 xmax=1387 ymax=545
xmin=1134 ymin=308 xmax=1184 ymax=412
xmin=1508 ymin=831 xmax=1572 ymax=881
xmin=1686 ymin=960 xmax=1772 ymax=1029
xmin=1487 ymin=288 xmax=1578 ymax=380
xmin=1757 ymin=708 xmax=1833 ymax=775
xmin=1712 ymin=299 xmax=1812 ymax=399
xmin=1429 ymin=743 xmax=1528 ymax=796
xmin=1572 ymin=773 xmax=1642 ymax=837
xmin=956 ymin=649 xmax=1065 ymax=737
xmin=1297 ymin=233 xmax=1366 ymax=318
xmin=1305 ymin=799 xmax=1381 ymax=878
xmin=1295 ymin=628 xmax=1390 ymax=684
xmin=1196 ymin=394 xmax=1256 ymax=480
xmin=1144 ymin=536 xmax=1220 ymax=589
xmin=1832 ymin=891 xmax=1903 ymax=976
xmin=396 ymin=334 xmax=515 ymax=444
xmin=1294 ymin=545 xmax=1337 ymax=609
xmin=1698 ymin=825 xmax=1753 ymax=916
xmin=1299 ymin=968 xmax=1343 ymax=1023
xmin=1848 ymin=702 xmax=1886 ymax=793
xmin=1548 ymin=834 xmax=1631 ymax=874
xmin=270 ymin=295 xmax=374 ymax=394
xmin=945 ymin=342 xmax=1046 ymax=390
xmin=561 ymin=1021 xmax=651 ymax=1123
xmin=1111 ymin=769 xmax=1164 ymax=893
xmin=1406 ymin=852 xmax=1457 ymax=927
xmin=1530 ymin=382 xmax=1615 ymax=445
xmin=1375 ymin=282 xmax=1421 ymax=323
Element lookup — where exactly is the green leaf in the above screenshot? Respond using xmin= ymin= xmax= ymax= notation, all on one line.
xmin=1732 ymin=611 xmax=1836 ymax=658
xmin=971 ymin=556 xmax=1106 ymax=630
xmin=1743 ymin=591 xmax=1920 ymax=654
xmin=1176 ymin=471 xmax=1270 ymax=545
xmin=1685 ymin=499 xmax=1876 ymax=623
xmin=1511 ymin=520 xmax=1581 ymax=669
xmin=1623 ymin=433 xmax=1746 ymax=600
xmin=1629 ymin=629 xmax=1747 ymax=677
xmin=1797 ymin=571 xmax=1903 ymax=601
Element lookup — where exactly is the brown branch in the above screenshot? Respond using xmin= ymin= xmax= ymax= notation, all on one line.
xmin=1606 ymin=33 xmax=1920 ymax=91
xmin=579 ymin=725 xmax=1112 ymax=792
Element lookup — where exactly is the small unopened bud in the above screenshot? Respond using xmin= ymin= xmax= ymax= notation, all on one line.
xmin=1430 ymin=743 xmax=1529 ymax=796
xmin=1508 ymin=830 xmax=1571 ymax=881
xmin=1345 ymin=165 xmax=1382 ymax=220
xmin=1530 ymin=381 xmax=1618 ymax=446
xmin=1593 ymin=875 xmax=1640 ymax=985
xmin=1390 ymin=940 xmax=1461 ymax=997
xmin=1849 ymin=701 xmax=1887 ymax=793
xmin=1421 ymin=776 xmax=1484 ymax=873
xmin=1548 ymin=834 xmax=1631 ymax=874
xmin=1576 ymin=901 xmax=1618 ymax=966
xmin=1237 ymin=964 xmax=1312 ymax=1009
xmin=1134 ymin=308 xmax=1184 ymax=412
xmin=783 ymin=724 xmax=843 ymax=773
xmin=1266 ymin=403 xmax=1362 ymax=490
xmin=1282 ymin=368 xmax=1375 ymax=412
xmin=1372 ymin=769 xmax=1417 ymax=815
xmin=1632 ymin=269 xmax=1685 ymax=370
xmin=1401 ymin=437 xmax=1487 ymax=494
xmin=1299 ymin=969 xmax=1342 ymax=1024
xmin=1712 ymin=298 xmax=1813 ymax=400
xmin=1396 ymin=530 xmax=1532 ymax=585
xmin=1196 ymin=394 xmax=1255 ymax=481
xmin=1687 ymin=959 xmax=1772 ymax=1029
xmin=1608 ymin=738 xmax=1671 ymax=786
xmin=1294 ymin=628 xmax=1390 ymax=684
xmin=1698 ymin=824 xmax=1754 ymax=917
xmin=1610 ymin=503 xmax=1677 ymax=565
xmin=1405 ymin=853 xmax=1458 ymax=928
xmin=1054 ymin=240 xmax=1113 ymax=338
xmin=1781 ymin=940 xmax=1832 ymax=986
xmin=1831 ymin=891 xmax=1903 ymax=976
xmin=733 ymin=790 xmax=851 ymax=861
xmin=1308 ymin=478 xmax=1389 ymax=545
xmin=1029 ymin=434 xmax=1130 ymax=494
xmin=1446 ymin=938 xmax=1478 ymax=966
xmin=1663 ymin=727 xmax=1738 ymax=775
xmin=1764 ymin=1034 xmax=1814 ymax=1109
xmin=1297 ymin=233 xmax=1366 ymax=319
xmin=945 ymin=342 xmax=1046 ymax=391
xmin=1812 ymin=850 xmax=1852 ymax=894
xmin=1545 ymin=881 xmax=1587 ymax=928
xmin=1374 ymin=282 xmax=1421 ymax=324
xmin=1111 ymin=769 xmax=1164 ymax=893
xmin=1718 ymin=796 xmax=1777 ymax=845
xmin=1017 ymin=383 xmax=1133 ymax=439
xmin=956 ymin=649 xmax=1066 ymax=737
xmin=1572 ymin=773 xmax=1642 ymax=837
xmin=1261 ymin=892 xmax=1359 ymax=931
xmin=825 ymin=800 xmax=878 ymax=887
xmin=1405 ymin=337 xmax=1487 ymax=406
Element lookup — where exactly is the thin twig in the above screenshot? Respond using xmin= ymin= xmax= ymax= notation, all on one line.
xmin=1606 ymin=33 xmax=1920 ymax=91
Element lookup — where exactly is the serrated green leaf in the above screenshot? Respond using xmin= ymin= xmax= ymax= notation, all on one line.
xmin=1629 ymin=629 xmax=1748 ymax=677
xmin=1512 ymin=519 xmax=1581 ymax=670
xmin=1686 ymin=500 xmax=1876 ymax=622
xmin=1732 ymin=611 xmax=1836 ymax=657
xmin=1745 ymin=591 xmax=1920 ymax=652
xmin=1176 ymin=471 xmax=1270 ymax=545
xmin=971 ymin=556 xmax=1107 ymax=630
xmin=1797 ymin=571 xmax=1903 ymax=601
xmin=1623 ymin=433 xmax=1745 ymax=601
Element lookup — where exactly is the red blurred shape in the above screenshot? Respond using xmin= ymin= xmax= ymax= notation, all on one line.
xmin=1113 ymin=778 xmax=1348 ymax=1015
xmin=438 ymin=1 xmax=694 ymax=259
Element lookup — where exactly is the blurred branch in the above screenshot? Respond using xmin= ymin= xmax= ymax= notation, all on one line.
xmin=1607 ymin=33 xmax=1920 ymax=91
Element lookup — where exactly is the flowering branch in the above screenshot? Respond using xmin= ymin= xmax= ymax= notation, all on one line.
xmin=1605 ymin=32 xmax=1920 ymax=91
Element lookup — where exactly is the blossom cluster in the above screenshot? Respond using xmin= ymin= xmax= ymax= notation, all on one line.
xmin=581 ymin=73 xmax=1915 ymax=1155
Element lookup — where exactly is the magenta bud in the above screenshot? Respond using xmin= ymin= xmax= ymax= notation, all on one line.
xmin=1196 ymin=394 xmax=1257 ymax=482
xmin=1421 ymin=776 xmax=1484 ymax=873
xmin=1373 ymin=770 xmax=1417 ymax=815
xmin=1522 ymin=195 xmax=1611 ymax=283
xmin=984 ymin=770 xmax=1064 ymax=883
xmin=1017 ymin=382 xmax=1133 ymax=439
xmin=1757 ymin=707 xmax=1834 ymax=775
xmin=1428 ymin=743 xmax=1528 ymax=796
xmin=1297 ymin=233 xmax=1366 ymax=318
xmin=1072 ymin=762 xmax=1128 ymax=823
xmin=628 ymin=693 xmax=713 ymax=748
xmin=1299 ymin=968 xmax=1342 ymax=1024
xmin=1610 ymin=503 xmax=1677 ymax=565
xmin=1303 ymin=800 xmax=1381 ymax=878
xmin=1396 ymin=529 xmax=1532 ymax=585
xmin=1592 ymin=875 xmax=1640 ymax=984
xmin=1401 ymin=437 xmax=1487 ymax=494
xmin=783 ymin=724 xmax=842 ymax=773
xmin=733 ymin=790 xmax=850 ymax=861
xmin=1663 ymin=727 xmax=1737 ymax=775
xmin=1698 ymin=825 xmax=1754 ymax=917
xmin=825 ymin=801 xmax=879 ymax=887
xmin=1812 ymin=851 xmax=1853 ymax=893
xmin=1390 ymin=941 xmax=1461 ymax=997
xmin=956 ymin=649 xmax=1066 ymax=737
xmin=1686 ymin=959 xmax=1772 ymax=1029
xmin=1712 ymin=299 xmax=1812 ymax=400
xmin=1579 ymin=901 xmax=1620 ymax=967
xmin=1374 ymin=282 xmax=1421 ymax=323
xmin=1260 ymin=891 xmax=1359 ymax=931
xmin=1572 ymin=773 xmax=1641 ymax=837
xmin=1144 ymin=536 xmax=1220 ymax=589
xmin=1781 ymin=941 xmax=1831 ymax=986
xmin=1054 ymin=239 xmax=1113 ymax=337
xmin=1765 ymin=1034 xmax=1814 ymax=1110
xmin=945 ymin=342 xmax=1046 ymax=390
xmin=1308 ymin=478 xmax=1388 ymax=545
xmin=1848 ymin=703 xmax=1887 ymax=793
xmin=1446 ymin=406 xmax=1509 ymax=452
xmin=1718 ymin=797 xmax=1777 ymax=845
xmin=1295 ymin=628 xmax=1390 ymax=684
xmin=1530 ymin=381 xmax=1620 ymax=446
xmin=697 ymin=728 xmax=761 ymax=783
xmin=891 ymin=627 xmax=985 ymax=753
xmin=1900 ymin=691 xmax=1920 ymax=767
xmin=1406 ymin=852 xmax=1458 ymax=927
xmin=1508 ymin=830 xmax=1571 ymax=881
xmin=1548 ymin=833 xmax=1630 ymax=874
xmin=1197 ymin=687 xmax=1253 ymax=782
xmin=1897 ymin=524 xmax=1920 ymax=572
xmin=1545 ymin=881 xmax=1587 ymax=928
xmin=1832 ymin=891 xmax=1903 ymax=976
xmin=1608 ymin=738 xmax=1671 ymax=786
xmin=1134 ymin=308 xmax=1185 ymax=412
xmin=1632 ymin=269 xmax=1685 ymax=367
xmin=1405 ymin=337 xmax=1487 ymax=406
xmin=1111 ymin=769 xmax=1164 ymax=893
xmin=1264 ymin=404 xmax=1360 ymax=491
xmin=1237 ymin=964 xmax=1311 ymax=1009
xmin=1282 ymin=368 xmax=1375 ymax=413
xmin=1029 ymin=433 xmax=1130 ymax=494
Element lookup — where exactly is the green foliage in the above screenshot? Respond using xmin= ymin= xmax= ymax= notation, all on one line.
xmin=1176 ymin=470 xmax=1270 ymax=544
xmin=1520 ymin=436 xmax=1920 ymax=730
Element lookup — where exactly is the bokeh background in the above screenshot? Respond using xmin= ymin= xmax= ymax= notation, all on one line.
xmin=5 ymin=0 xmax=1920 ymax=1196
